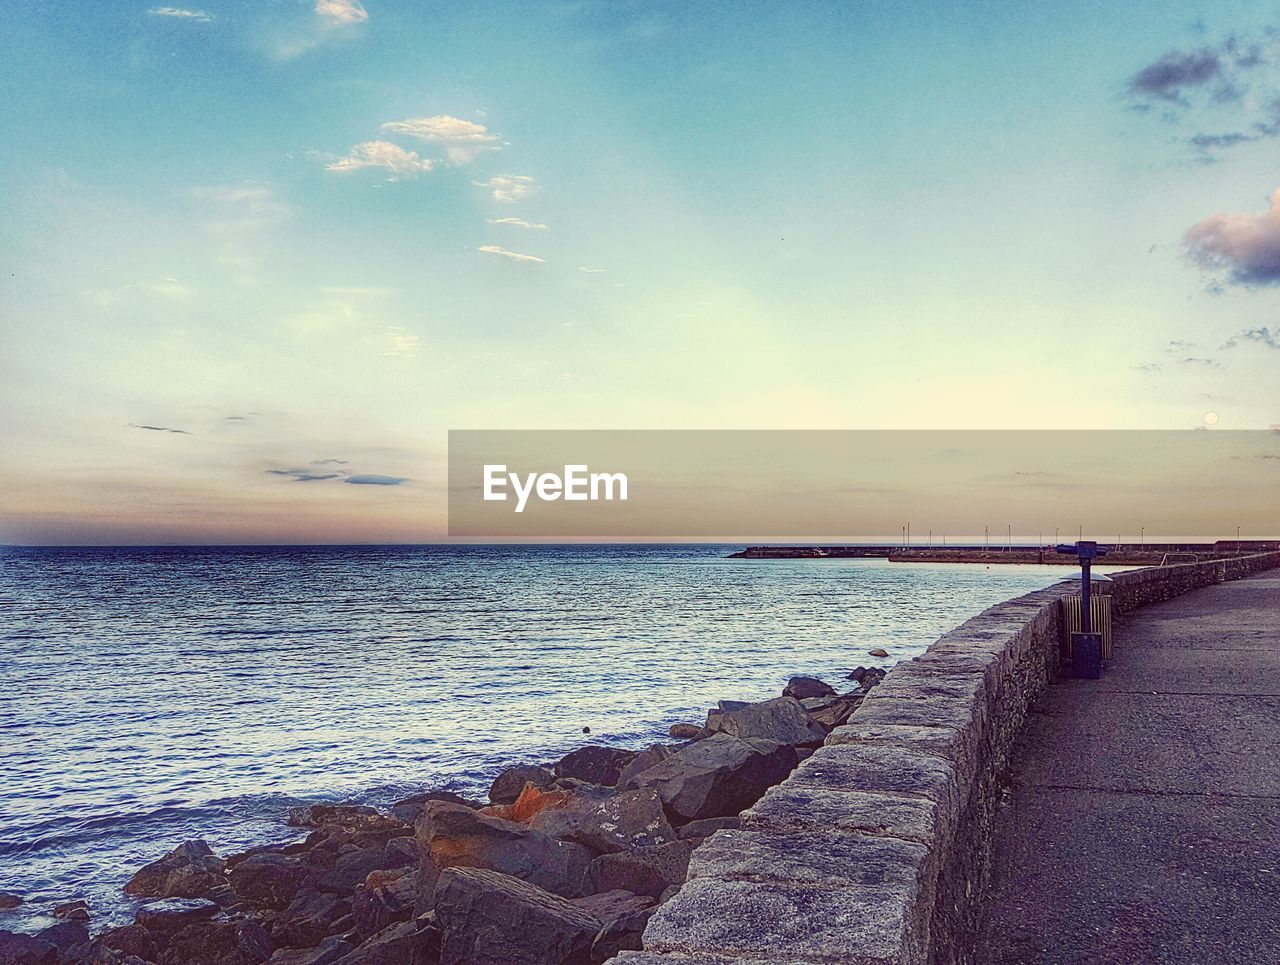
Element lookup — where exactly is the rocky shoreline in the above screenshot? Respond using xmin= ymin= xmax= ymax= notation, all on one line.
xmin=0 ymin=668 xmax=884 ymax=965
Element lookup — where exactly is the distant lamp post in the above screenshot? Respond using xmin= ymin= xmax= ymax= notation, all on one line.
xmin=1056 ymin=540 xmax=1111 ymax=679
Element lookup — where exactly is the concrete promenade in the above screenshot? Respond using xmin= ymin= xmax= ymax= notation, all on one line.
xmin=972 ymin=569 xmax=1280 ymax=963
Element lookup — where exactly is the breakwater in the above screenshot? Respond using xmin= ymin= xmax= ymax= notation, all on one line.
xmin=730 ymin=540 xmax=1279 ymax=566
xmin=622 ymin=550 xmax=1280 ymax=964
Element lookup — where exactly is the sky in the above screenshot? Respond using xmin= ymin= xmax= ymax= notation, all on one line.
xmin=1 ymin=0 xmax=1278 ymax=544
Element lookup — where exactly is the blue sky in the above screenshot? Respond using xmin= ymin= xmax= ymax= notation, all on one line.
xmin=1 ymin=1 xmax=1278 ymax=542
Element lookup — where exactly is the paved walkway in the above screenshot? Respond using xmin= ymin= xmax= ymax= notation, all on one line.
xmin=972 ymin=569 xmax=1280 ymax=964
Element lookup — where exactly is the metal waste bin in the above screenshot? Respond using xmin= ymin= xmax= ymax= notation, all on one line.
xmin=1060 ymin=594 xmax=1112 ymax=661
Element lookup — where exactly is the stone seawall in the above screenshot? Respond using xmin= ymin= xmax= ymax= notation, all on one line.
xmin=615 ymin=551 xmax=1280 ymax=964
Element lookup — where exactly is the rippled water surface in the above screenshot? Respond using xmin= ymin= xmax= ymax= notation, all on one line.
xmin=0 ymin=544 xmax=1078 ymax=930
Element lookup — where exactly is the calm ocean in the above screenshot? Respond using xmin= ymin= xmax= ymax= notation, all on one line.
xmin=0 ymin=544 xmax=1078 ymax=930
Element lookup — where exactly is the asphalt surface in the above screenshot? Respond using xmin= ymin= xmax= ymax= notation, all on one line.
xmin=971 ymin=570 xmax=1280 ymax=964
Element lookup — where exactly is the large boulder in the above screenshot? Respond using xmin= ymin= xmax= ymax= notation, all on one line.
xmin=705 ymin=697 xmax=825 ymax=745
xmin=617 ymin=745 xmax=677 ymax=787
xmin=585 ymin=841 xmax=694 ymax=899
xmin=573 ymin=890 xmax=655 ymax=961
xmin=136 ymin=897 xmax=221 ymax=934
xmin=157 ymin=919 xmax=272 ymax=965
xmin=124 ymin=840 xmax=227 ymax=899
xmin=390 ymin=791 xmax=479 ymax=825
xmin=228 ymin=852 xmax=312 ymax=910
xmin=35 ymin=920 xmax=89 ymax=953
xmin=782 ymin=676 xmax=836 ymax=699
xmin=271 ymin=889 xmax=351 ymax=948
xmin=352 ymin=869 xmax=418 ymax=939
xmin=434 ymin=868 xmax=600 ymax=965
xmin=488 ymin=766 xmax=555 ymax=806
xmin=332 ymin=916 xmax=439 ymax=964
xmin=625 ymin=733 xmax=800 ymax=823
xmin=0 ymin=931 xmax=57 ymax=965
xmin=94 ymin=924 xmax=161 ymax=961
xmin=287 ymin=805 xmax=403 ymax=835
xmin=268 ymin=935 xmax=354 ymax=964
xmin=804 ymin=694 xmax=862 ymax=731
xmin=416 ymin=802 xmax=593 ymax=903
xmin=552 ymin=746 xmax=637 ymax=787
xmin=482 ymin=784 xmax=576 ymax=825
xmin=568 ymin=788 xmax=675 ymax=854
xmin=315 ymin=844 xmax=405 ymax=896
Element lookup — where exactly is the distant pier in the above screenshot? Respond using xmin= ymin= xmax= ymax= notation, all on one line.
xmin=728 ymin=540 xmax=1280 ymax=566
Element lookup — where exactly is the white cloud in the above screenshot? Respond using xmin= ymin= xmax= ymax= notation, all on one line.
xmin=488 ymin=217 xmax=549 ymax=230
xmin=326 ymin=141 xmax=434 ymax=179
xmin=478 ymin=245 xmax=545 ymax=264
xmin=315 ymin=0 xmax=368 ymax=24
xmin=380 ymin=115 xmax=501 ymax=164
xmin=149 ymin=6 xmax=213 ymax=21
xmin=1186 ymin=188 xmax=1280 ymax=285
xmin=474 ymin=174 xmax=537 ymax=203
xmin=578 ymin=266 xmax=606 ymax=273
xmin=382 ymin=328 xmax=421 ymax=359
xmin=188 ymin=184 xmax=293 ymax=232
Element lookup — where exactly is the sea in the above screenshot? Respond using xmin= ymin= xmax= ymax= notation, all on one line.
xmin=0 ymin=544 xmax=1084 ymax=931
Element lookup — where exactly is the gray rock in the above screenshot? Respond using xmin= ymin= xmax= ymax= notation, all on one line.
xmin=135 ymin=897 xmax=220 ymax=934
xmin=332 ymin=915 xmax=439 ymax=964
xmin=586 ymin=841 xmax=695 ymax=899
xmin=782 ymin=676 xmax=836 ymax=700
xmin=316 ymin=845 xmax=403 ymax=896
xmin=805 ymin=695 xmax=863 ymax=731
xmin=287 ymin=804 xmax=380 ymax=829
xmin=667 ymin=723 xmax=702 ymax=740
xmin=617 ymin=745 xmax=678 ymax=788
xmin=573 ymin=890 xmax=655 ymax=961
xmin=717 ymin=700 xmax=750 ymax=713
xmin=269 ymin=936 xmax=354 ymax=964
xmin=351 ymin=869 xmax=417 ymax=939
xmin=93 ymin=924 xmax=161 ymax=961
xmin=552 ymin=746 xmax=638 ymax=787
xmin=0 ymin=891 xmax=22 ymax=909
xmin=676 ymin=815 xmax=741 ymax=840
xmin=568 ymin=787 xmax=675 ymax=854
xmin=228 ymin=852 xmax=312 ymax=910
xmin=626 ymin=733 xmax=801 ymax=823
xmin=415 ymin=801 xmax=593 ymax=902
xmin=158 ymin=918 xmax=272 ymax=965
xmin=434 ymin=868 xmax=600 ymax=965
xmin=36 ymin=920 xmax=89 ymax=952
xmin=53 ymin=899 xmax=89 ymax=922
xmin=272 ymin=889 xmax=351 ymax=948
xmin=0 ymin=931 xmax=57 ymax=965
xmin=707 ymin=697 xmax=826 ymax=745
xmin=389 ymin=791 xmax=479 ymax=825
xmin=488 ymin=765 xmax=556 ymax=805
xmin=123 ymin=840 xmax=227 ymax=899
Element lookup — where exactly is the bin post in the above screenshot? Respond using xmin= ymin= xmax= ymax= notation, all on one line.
xmin=1056 ymin=540 xmax=1108 ymax=679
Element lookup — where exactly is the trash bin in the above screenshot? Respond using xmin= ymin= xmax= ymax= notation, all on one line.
xmin=1060 ymin=594 xmax=1112 ymax=661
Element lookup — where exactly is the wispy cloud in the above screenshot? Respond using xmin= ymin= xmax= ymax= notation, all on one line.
xmin=1185 ymin=189 xmax=1280 ymax=286
xmin=326 ymin=141 xmax=434 ymax=179
xmin=1132 ymin=362 xmax=1162 ymax=373
xmin=315 ymin=0 xmax=367 ymax=24
xmin=188 ymin=184 xmax=292 ymax=233
xmin=345 ymin=474 xmax=409 ymax=486
xmin=380 ymin=116 xmax=500 ymax=164
xmin=382 ymin=328 xmax=421 ymax=358
xmin=127 ymin=423 xmax=191 ymax=435
xmin=148 ymin=6 xmax=213 ymax=21
xmin=578 ymin=265 xmax=606 ymax=273
xmin=474 ymin=174 xmax=536 ymax=203
xmin=478 ymin=244 xmax=545 ymax=264
xmin=1222 ymin=325 xmax=1280 ymax=350
xmin=1124 ymin=33 xmax=1279 ymax=160
xmin=488 ymin=217 xmax=548 ymax=230
xmin=266 ymin=468 xmax=342 ymax=482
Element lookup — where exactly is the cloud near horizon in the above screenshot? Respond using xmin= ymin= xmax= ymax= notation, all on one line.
xmin=380 ymin=116 xmax=500 ymax=164
xmin=148 ymin=7 xmax=213 ymax=21
xmin=1185 ymin=189 xmax=1280 ymax=285
xmin=478 ymin=244 xmax=545 ymax=264
xmin=488 ymin=217 xmax=548 ymax=230
xmin=128 ymin=423 xmax=191 ymax=435
xmin=474 ymin=174 xmax=536 ymax=203
xmin=325 ymin=141 xmax=434 ymax=179
xmin=315 ymin=0 xmax=368 ymax=24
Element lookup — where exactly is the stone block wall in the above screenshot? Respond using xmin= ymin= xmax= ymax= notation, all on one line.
xmin=614 ymin=552 xmax=1280 ymax=964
